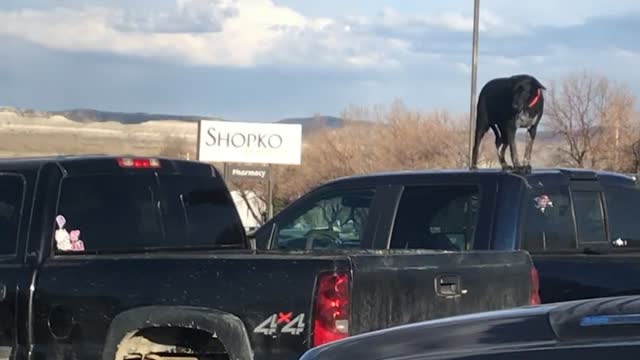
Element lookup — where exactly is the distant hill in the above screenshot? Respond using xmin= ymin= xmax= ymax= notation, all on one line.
xmin=0 ymin=106 xmax=559 ymax=141
xmin=0 ymin=106 xmax=219 ymax=124
xmin=0 ymin=107 xmax=347 ymax=135
xmin=51 ymin=109 xmax=220 ymax=124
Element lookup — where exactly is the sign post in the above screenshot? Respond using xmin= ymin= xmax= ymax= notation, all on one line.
xmin=267 ymin=164 xmax=273 ymax=219
xmin=467 ymin=0 xmax=480 ymax=168
xmin=197 ymin=120 xmax=302 ymax=221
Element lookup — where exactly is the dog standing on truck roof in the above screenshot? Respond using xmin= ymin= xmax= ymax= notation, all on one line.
xmin=470 ymin=74 xmax=546 ymax=172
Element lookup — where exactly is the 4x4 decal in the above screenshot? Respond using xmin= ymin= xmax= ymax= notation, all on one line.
xmin=254 ymin=312 xmax=305 ymax=336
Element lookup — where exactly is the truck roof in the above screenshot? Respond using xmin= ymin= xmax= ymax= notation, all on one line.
xmin=320 ymin=167 xmax=636 ymax=188
xmin=0 ymin=155 xmax=218 ymax=177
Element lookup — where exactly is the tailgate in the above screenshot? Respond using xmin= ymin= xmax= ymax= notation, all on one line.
xmin=34 ymin=252 xmax=352 ymax=360
xmin=348 ymin=250 xmax=533 ymax=335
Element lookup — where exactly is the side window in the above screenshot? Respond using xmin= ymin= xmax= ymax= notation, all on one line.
xmin=571 ymin=191 xmax=607 ymax=244
xmin=390 ymin=185 xmax=480 ymax=251
xmin=604 ymin=184 xmax=640 ymax=247
xmin=0 ymin=175 xmax=24 ymax=256
xmin=273 ymin=189 xmax=375 ymax=250
xmin=521 ymin=186 xmax=576 ymax=251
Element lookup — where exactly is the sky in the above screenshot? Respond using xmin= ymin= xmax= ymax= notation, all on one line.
xmin=1 ymin=0 xmax=640 ymax=121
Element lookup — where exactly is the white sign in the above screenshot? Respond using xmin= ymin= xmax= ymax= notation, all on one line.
xmin=198 ymin=120 xmax=302 ymax=165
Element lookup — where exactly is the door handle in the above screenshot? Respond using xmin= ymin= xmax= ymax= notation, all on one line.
xmin=0 ymin=284 xmax=5 ymax=302
xmin=435 ymin=274 xmax=466 ymax=297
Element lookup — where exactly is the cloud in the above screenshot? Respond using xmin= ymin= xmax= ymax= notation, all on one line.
xmin=3 ymin=0 xmax=640 ymax=121
xmin=0 ymin=0 xmax=523 ymax=70
xmin=114 ymin=0 xmax=239 ymax=33
xmin=483 ymin=0 xmax=640 ymax=27
xmin=0 ymin=0 xmax=357 ymax=67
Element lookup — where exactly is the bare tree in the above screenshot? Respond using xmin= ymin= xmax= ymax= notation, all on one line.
xmin=632 ymin=139 xmax=640 ymax=174
xmin=272 ymin=100 xmax=478 ymax=203
xmin=546 ymin=71 xmax=636 ymax=169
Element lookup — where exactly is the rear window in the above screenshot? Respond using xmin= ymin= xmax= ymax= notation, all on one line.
xmin=55 ymin=174 xmax=244 ymax=254
xmin=390 ymin=185 xmax=480 ymax=250
xmin=604 ymin=184 xmax=640 ymax=248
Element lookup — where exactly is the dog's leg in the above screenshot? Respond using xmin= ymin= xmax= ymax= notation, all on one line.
xmin=499 ymin=143 xmax=510 ymax=170
xmin=495 ymin=124 xmax=511 ymax=170
xmin=523 ymin=124 xmax=538 ymax=172
xmin=471 ymin=101 xmax=492 ymax=170
xmin=490 ymin=125 xmax=508 ymax=169
xmin=506 ymin=126 xmax=521 ymax=170
xmin=471 ymin=126 xmax=487 ymax=170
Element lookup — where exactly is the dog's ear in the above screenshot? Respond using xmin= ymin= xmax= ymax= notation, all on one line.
xmin=533 ymin=78 xmax=547 ymax=91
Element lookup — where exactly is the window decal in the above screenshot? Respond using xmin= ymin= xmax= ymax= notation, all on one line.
xmin=534 ymin=194 xmax=553 ymax=213
xmin=55 ymin=215 xmax=85 ymax=252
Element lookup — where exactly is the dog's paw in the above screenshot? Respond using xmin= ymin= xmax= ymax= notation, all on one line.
xmin=511 ymin=165 xmax=532 ymax=174
xmin=501 ymin=165 xmax=514 ymax=171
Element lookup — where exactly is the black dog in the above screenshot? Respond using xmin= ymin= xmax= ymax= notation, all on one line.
xmin=470 ymin=74 xmax=546 ymax=172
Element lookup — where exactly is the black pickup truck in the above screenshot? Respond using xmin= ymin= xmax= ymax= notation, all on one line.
xmin=254 ymin=168 xmax=640 ymax=304
xmin=0 ymin=156 xmax=535 ymax=360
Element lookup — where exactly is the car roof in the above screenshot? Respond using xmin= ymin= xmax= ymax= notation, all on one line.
xmin=301 ymin=296 xmax=640 ymax=360
xmin=318 ymin=167 xmax=635 ymax=188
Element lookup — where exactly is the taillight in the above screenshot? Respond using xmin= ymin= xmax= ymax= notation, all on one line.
xmin=312 ymin=272 xmax=350 ymax=347
xmin=529 ymin=266 xmax=541 ymax=305
xmin=117 ymin=157 xmax=160 ymax=168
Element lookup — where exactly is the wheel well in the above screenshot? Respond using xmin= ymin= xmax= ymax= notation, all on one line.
xmin=114 ymin=326 xmax=228 ymax=360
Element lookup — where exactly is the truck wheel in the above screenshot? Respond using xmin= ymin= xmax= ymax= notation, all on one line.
xmin=114 ymin=327 xmax=228 ymax=360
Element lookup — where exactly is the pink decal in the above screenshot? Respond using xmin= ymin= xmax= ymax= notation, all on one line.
xmin=534 ymin=194 xmax=553 ymax=213
xmin=55 ymin=219 xmax=85 ymax=252
xmin=69 ymin=230 xmax=80 ymax=242
xmin=71 ymin=240 xmax=85 ymax=251
xmin=69 ymin=230 xmax=84 ymax=251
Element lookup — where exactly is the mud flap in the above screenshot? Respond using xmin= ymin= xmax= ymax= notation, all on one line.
xmin=101 ymin=306 xmax=253 ymax=360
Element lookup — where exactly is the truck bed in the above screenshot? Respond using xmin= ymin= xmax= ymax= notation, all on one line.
xmin=30 ymin=249 xmax=533 ymax=360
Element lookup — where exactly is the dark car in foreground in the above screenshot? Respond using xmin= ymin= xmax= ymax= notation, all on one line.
xmin=301 ymin=295 xmax=640 ymax=360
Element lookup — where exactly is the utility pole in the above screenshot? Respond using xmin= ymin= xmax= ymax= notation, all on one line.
xmin=467 ymin=0 xmax=480 ymax=167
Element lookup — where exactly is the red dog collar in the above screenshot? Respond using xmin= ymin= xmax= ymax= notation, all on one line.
xmin=528 ymin=88 xmax=541 ymax=108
